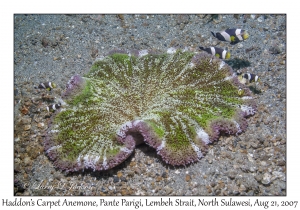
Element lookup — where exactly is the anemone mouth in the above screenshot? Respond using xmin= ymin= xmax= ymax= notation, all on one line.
xmin=45 ymin=49 xmax=256 ymax=172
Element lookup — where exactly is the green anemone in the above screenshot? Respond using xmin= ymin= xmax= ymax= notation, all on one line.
xmin=45 ymin=50 xmax=255 ymax=171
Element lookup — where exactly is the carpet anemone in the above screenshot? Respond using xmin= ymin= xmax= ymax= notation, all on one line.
xmin=44 ymin=49 xmax=256 ymax=172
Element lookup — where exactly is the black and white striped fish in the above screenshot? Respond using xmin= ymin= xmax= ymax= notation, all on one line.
xmin=34 ymin=82 xmax=57 ymax=91
xmin=199 ymin=46 xmax=230 ymax=59
xmin=239 ymin=73 xmax=260 ymax=84
xmin=211 ymin=28 xmax=249 ymax=45
xmin=47 ymin=103 xmax=61 ymax=112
